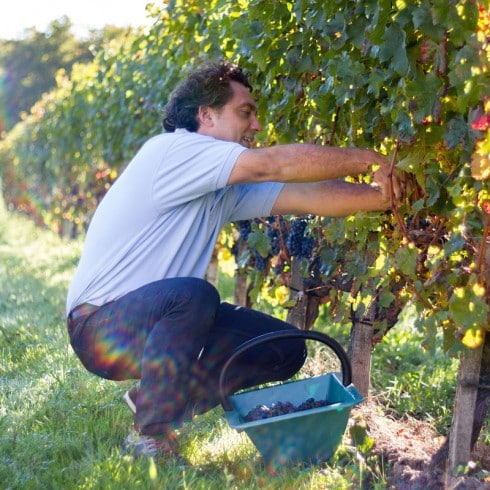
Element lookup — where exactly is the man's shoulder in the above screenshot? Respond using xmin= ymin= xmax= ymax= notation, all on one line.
xmin=145 ymin=129 xmax=211 ymax=148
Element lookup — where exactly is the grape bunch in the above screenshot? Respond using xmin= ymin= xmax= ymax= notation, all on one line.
xmin=286 ymin=218 xmax=314 ymax=259
xmin=297 ymin=397 xmax=330 ymax=410
xmin=286 ymin=218 xmax=307 ymax=256
xmin=244 ymin=398 xmax=331 ymax=421
xmin=252 ymin=250 xmax=268 ymax=272
xmin=266 ymin=215 xmax=287 ymax=256
xmin=299 ymin=236 xmax=314 ymax=259
xmin=244 ymin=401 xmax=297 ymax=421
xmin=231 ymin=220 xmax=252 ymax=261
xmin=237 ymin=220 xmax=252 ymax=241
xmin=267 ymin=227 xmax=281 ymax=256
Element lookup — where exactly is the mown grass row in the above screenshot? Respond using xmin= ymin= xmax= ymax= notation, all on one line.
xmin=0 ymin=199 xmax=463 ymax=489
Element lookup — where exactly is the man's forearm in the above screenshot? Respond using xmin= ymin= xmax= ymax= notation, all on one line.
xmin=231 ymin=144 xmax=388 ymax=184
xmin=265 ymin=145 xmax=380 ymax=182
xmin=272 ymin=180 xmax=390 ymax=217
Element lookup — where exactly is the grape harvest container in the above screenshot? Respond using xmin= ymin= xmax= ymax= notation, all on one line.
xmin=219 ymin=330 xmax=363 ymax=470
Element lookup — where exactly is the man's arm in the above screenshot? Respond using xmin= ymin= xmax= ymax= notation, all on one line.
xmin=227 ymin=144 xmax=389 ymax=184
xmin=271 ymin=180 xmax=389 ymax=217
xmin=227 ymin=143 xmax=399 ymax=216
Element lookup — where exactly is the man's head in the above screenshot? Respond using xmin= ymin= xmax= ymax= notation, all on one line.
xmin=163 ymin=60 xmax=261 ymax=147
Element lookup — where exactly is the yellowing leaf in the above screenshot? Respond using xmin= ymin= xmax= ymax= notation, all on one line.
xmin=471 ymin=133 xmax=490 ymax=180
xmin=274 ymin=285 xmax=290 ymax=304
xmin=282 ymin=299 xmax=298 ymax=309
xmin=219 ymin=247 xmax=232 ymax=261
xmin=449 ymin=284 xmax=489 ymax=331
xmin=471 ymin=153 xmax=490 ymax=180
xmin=473 ymin=282 xmax=485 ymax=297
xmin=462 ymin=328 xmax=484 ymax=349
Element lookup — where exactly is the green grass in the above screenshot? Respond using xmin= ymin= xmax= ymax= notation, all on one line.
xmin=0 ymin=200 xmax=468 ymax=489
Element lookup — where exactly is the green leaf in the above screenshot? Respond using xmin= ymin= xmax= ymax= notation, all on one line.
xmin=425 ymin=175 xmax=441 ymax=207
xmin=412 ymin=0 xmax=446 ymax=40
xmin=444 ymin=115 xmax=469 ymax=150
xmin=366 ymin=0 xmax=392 ymax=45
xmin=247 ymin=230 xmax=271 ymax=258
xmin=394 ymin=244 xmax=419 ymax=278
xmin=411 ymin=0 xmax=430 ymax=29
xmin=393 ymin=108 xmax=416 ymax=143
xmin=405 ymin=73 xmax=444 ymax=123
xmin=378 ymin=23 xmax=409 ymax=75
xmin=367 ymin=68 xmax=386 ymax=98
xmin=378 ymin=289 xmax=396 ymax=308
xmin=449 ymin=283 xmax=488 ymax=332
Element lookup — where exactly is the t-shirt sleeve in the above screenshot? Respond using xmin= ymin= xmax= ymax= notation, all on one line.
xmin=228 ymin=182 xmax=285 ymax=221
xmin=152 ymin=133 xmax=246 ymax=213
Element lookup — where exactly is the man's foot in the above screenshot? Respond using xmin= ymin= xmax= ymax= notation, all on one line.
xmin=122 ymin=428 xmax=178 ymax=458
xmin=123 ymin=384 xmax=200 ymax=421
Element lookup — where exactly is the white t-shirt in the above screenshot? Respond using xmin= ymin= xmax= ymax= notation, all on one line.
xmin=66 ymin=129 xmax=283 ymax=314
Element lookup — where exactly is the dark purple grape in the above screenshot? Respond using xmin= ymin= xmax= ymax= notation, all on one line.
xmin=252 ymin=250 xmax=268 ymax=272
xmin=244 ymin=398 xmax=331 ymax=421
xmin=286 ymin=218 xmax=308 ymax=256
xmin=268 ymin=227 xmax=281 ymax=255
xmin=237 ymin=220 xmax=252 ymax=241
xmin=298 ymin=236 xmax=314 ymax=259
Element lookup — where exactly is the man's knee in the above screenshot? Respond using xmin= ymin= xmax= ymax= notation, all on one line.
xmin=175 ymin=277 xmax=220 ymax=319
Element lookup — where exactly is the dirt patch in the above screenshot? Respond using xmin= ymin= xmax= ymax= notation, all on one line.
xmin=353 ymin=399 xmax=490 ymax=489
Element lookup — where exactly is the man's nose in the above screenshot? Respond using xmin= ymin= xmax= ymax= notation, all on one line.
xmin=251 ymin=115 xmax=262 ymax=132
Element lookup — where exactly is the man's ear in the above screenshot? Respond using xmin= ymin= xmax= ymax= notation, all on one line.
xmin=197 ymin=106 xmax=214 ymax=127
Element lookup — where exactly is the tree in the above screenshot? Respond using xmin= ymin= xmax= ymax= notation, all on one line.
xmin=0 ymin=16 xmax=135 ymax=133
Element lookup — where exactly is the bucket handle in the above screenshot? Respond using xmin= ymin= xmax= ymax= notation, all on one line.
xmin=219 ymin=329 xmax=352 ymax=412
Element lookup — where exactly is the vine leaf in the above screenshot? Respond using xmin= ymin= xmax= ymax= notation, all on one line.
xmin=406 ymin=74 xmax=443 ymax=123
xmin=247 ymin=230 xmax=271 ymax=258
xmin=394 ymin=244 xmax=419 ymax=278
xmin=449 ymin=282 xmax=488 ymax=344
xmin=461 ymin=328 xmax=485 ymax=349
xmin=378 ymin=24 xmax=409 ymax=75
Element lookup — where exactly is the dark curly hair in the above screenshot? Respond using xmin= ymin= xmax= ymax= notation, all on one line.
xmin=162 ymin=60 xmax=253 ymax=132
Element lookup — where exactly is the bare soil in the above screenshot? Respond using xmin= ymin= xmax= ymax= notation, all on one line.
xmin=353 ymin=399 xmax=490 ymax=489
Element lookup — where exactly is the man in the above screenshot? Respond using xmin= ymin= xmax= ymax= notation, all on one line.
xmin=66 ymin=59 xmax=400 ymax=458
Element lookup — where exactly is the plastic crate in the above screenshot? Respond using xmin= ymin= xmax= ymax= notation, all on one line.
xmin=219 ymin=330 xmax=363 ymax=470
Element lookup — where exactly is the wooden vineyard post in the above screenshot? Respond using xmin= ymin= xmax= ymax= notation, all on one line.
xmin=234 ymin=268 xmax=249 ymax=307
xmin=286 ymin=258 xmax=321 ymax=330
xmin=205 ymin=248 xmax=219 ymax=287
xmin=447 ymin=343 xmax=484 ymax=479
xmin=447 ymin=214 xmax=490 ymax=479
xmin=347 ymin=245 xmax=379 ymax=398
xmin=432 ymin=218 xmax=490 ymax=474
xmin=348 ymin=298 xmax=376 ymax=398
xmin=473 ymin=332 xmax=490 ymax=448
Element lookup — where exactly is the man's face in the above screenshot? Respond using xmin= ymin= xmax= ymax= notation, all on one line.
xmin=197 ymin=80 xmax=262 ymax=148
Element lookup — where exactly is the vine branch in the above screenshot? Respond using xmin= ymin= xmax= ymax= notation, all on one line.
xmin=475 ymin=213 xmax=490 ymax=279
xmin=389 ymin=139 xmax=410 ymax=242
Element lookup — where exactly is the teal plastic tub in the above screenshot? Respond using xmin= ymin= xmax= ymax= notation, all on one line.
xmin=219 ymin=330 xmax=363 ymax=470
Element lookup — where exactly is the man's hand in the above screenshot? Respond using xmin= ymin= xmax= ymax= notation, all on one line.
xmin=371 ymin=156 xmax=402 ymax=210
